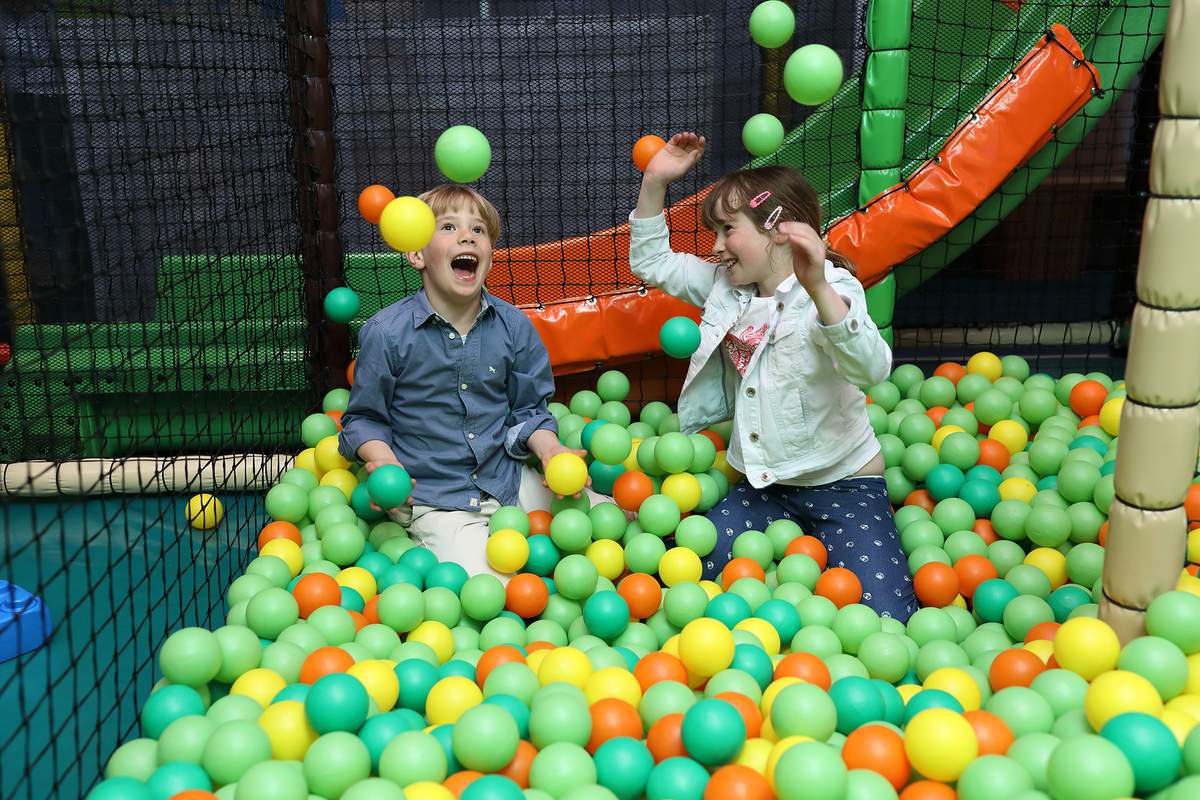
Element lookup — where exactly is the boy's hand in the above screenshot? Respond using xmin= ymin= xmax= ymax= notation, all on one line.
xmin=362 ymin=457 xmax=416 ymax=511
xmin=527 ymin=429 xmax=592 ymax=499
xmin=775 ymin=220 xmax=828 ymax=291
xmin=643 ymin=132 xmax=706 ymax=186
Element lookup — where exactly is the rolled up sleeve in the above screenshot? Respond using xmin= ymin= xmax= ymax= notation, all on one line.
xmin=338 ymin=321 xmax=398 ymax=460
xmin=812 ymin=272 xmax=893 ymax=388
xmin=503 ymin=318 xmax=558 ymax=460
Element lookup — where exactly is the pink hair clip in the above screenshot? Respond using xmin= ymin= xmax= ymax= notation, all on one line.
xmin=749 ymin=191 xmax=771 ymax=208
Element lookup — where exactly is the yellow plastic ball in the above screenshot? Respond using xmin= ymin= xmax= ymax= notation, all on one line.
xmin=1178 ymin=573 xmax=1200 ymax=598
xmin=538 ymin=646 xmax=593 ymax=688
xmin=404 ymin=782 xmax=457 ymax=800
xmin=967 ymin=352 xmax=1003 ymax=382
xmin=1160 ymin=709 xmax=1198 ymax=745
xmin=1188 ymin=529 xmax=1200 ymax=565
xmin=761 ymin=677 xmax=804 ymax=718
xmin=661 ymin=473 xmax=702 ymax=514
xmin=1084 ymin=670 xmax=1164 ymax=730
xmin=319 ymin=468 xmax=359 ymax=501
xmin=1054 ymin=617 xmax=1121 ymax=680
xmin=486 ymin=529 xmax=530 ymax=573
xmin=526 ymin=649 xmax=550 ymax=675
xmin=584 ymin=666 xmax=643 ymax=706
xmin=931 ymin=425 xmax=966 ymax=452
xmin=336 ymin=566 xmax=378 ymax=602
xmin=295 ymin=447 xmax=321 ymax=476
xmin=1164 ymin=694 xmax=1200 ymax=722
xmin=735 ymin=737 xmax=773 ymax=774
xmin=698 ymin=581 xmax=723 ymax=601
xmin=1186 ymin=654 xmax=1200 ymax=696
xmin=896 ymin=683 xmax=923 ymax=704
xmin=1024 ymin=639 xmax=1055 ymax=664
xmin=952 ymin=594 xmax=968 ymax=609
xmin=257 ymin=700 xmax=318 ymax=760
xmin=231 ymin=668 xmax=287 ymax=708
xmin=989 ymin=420 xmax=1029 ymax=456
xmin=624 ymin=440 xmax=643 ymax=473
xmin=260 ymin=538 xmax=303 ymax=578
xmin=425 ymin=676 xmax=483 ymax=726
xmin=924 ymin=667 xmax=982 ymax=712
xmin=713 ymin=450 xmax=744 ymax=484
xmin=1024 ymin=547 xmax=1068 ymax=589
xmin=379 ymin=196 xmax=436 ymax=253
xmin=678 ymin=618 xmax=735 ymax=678
xmin=734 ymin=618 xmax=781 ymax=656
xmin=315 ymin=435 xmax=351 ymax=473
xmin=998 ymin=477 xmax=1038 ymax=503
xmin=586 ymin=539 xmax=626 ymax=581
xmin=347 ymin=658 xmax=400 ymax=711
xmin=1099 ymin=396 xmax=1124 ymax=436
xmin=545 ymin=452 xmax=588 ymax=496
xmin=903 ymin=708 xmax=978 ymax=782
xmin=765 ymin=736 xmax=812 ymax=789
xmin=758 ymin=717 xmax=778 ymax=743
xmin=659 ymin=547 xmax=703 ymax=587
xmin=185 ymin=493 xmax=223 ymax=530
xmin=408 ymin=621 xmax=454 ymax=664
xmin=661 ymin=635 xmax=681 ymax=658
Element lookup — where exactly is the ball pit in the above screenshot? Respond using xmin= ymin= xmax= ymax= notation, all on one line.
xmin=87 ymin=350 xmax=1200 ymax=799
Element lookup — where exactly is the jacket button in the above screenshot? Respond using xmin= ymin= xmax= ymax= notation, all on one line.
xmin=762 ymin=472 xmax=770 ymax=481
xmin=777 ymin=302 xmax=784 ymax=311
xmin=850 ymin=319 xmax=860 ymax=332
xmin=746 ymin=387 xmax=756 ymax=397
xmin=749 ymin=432 xmax=759 ymax=442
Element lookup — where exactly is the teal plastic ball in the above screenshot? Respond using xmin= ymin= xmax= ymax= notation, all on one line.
xmin=659 ymin=317 xmax=701 ymax=359
xmin=323 ymin=287 xmax=361 ymax=323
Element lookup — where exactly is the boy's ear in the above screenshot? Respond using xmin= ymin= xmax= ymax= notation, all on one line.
xmin=407 ymin=250 xmax=425 ymax=270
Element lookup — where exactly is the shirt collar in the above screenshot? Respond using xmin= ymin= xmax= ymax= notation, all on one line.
xmin=411 ymin=288 xmax=494 ymax=328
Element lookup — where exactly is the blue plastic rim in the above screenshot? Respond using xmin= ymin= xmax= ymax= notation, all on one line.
xmin=0 ymin=580 xmax=52 ymax=662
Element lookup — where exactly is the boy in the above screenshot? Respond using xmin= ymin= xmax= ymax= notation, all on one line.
xmin=338 ymin=185 xmax=594 ymax=577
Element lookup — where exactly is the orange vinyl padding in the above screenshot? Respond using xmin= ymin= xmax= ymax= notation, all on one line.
xmin=508 ymin=24 xmax=1098 ymax=375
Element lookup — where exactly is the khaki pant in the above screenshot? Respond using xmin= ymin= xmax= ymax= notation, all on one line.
xmin=388 ymin=465 xmax=610 ymax=580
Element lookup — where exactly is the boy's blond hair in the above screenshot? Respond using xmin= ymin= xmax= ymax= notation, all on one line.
xmin=418 ymin=184 xmax=502 ymax=243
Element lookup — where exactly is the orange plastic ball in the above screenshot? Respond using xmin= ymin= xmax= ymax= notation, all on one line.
xmin=619 ymin=572 xmax=663 ymax=620
xmin=815 ymin=567 xmax=862 ymax=608
xmin=972 ymin=519 xmax=998 ymax=545
xmin=588 ymin=698 xmax=644 ymax=752
xmin=926 ymin=406 xmax=949 ymax=427
xmin=933 ymin=362 xmax=967 ymax=385
xmin=292 ymin=573 xmax=341 ymax=619
xmin=842 ymin=724 xmax=909 ymax=791
xmin=976 ymin=438 xmax=1011 ymax=472
xmin=773 ymin=652 xmax=832 ymax=690
xmin=722 ymin=557 xmax=766 ymax=588
xmin=899 ymin=780 xmax=957 ymax=800
xmin=1185 ymin=483 xmax=1200 ymax=523
xmin=614 ymin=470 xmax=655 ymax=513
xmin=300 ymin=645 xmax=354 ymax=684
xmin=904 ymin=490 xmax=936 ymax=513
xmin=954 ymin=555 xmax=998 ymax=600
xmin=1024 ymin=621 xmax=1060 ymax=643
xmin=325 ymin=409 xmax=343 ymax=430
xmin=699 ymin=429 xmax=726 ymax=451
xmin=714 ymin=691 xmax=763 ymax=739
xmin=346 ymin=610 xmax=368 ymax=632
xmin=914 ymin=562 xmax=959 ymax=608
xmin=963 ymin=709 xmax=1014 ymax=756
xmin=703 ymin=764 xmax=774 ymax=800
xmin=346 ymin=359 xmax=356 ymax=386
xmin=444 ymin=771 xmax=483 ymax=797
xmin=258 ymin=520 xmax=302 ymax=549
xmin=988 ymin=647 xmax=1046 ymax=690
xmin=784 ymin=535 xmax=828 ymax=570
xmin=498 ymin=740 xmax=537 ymax=787
xmin=358 ymin=184 xmax=395 ymax=224
xmin=505 ymin=573 xmax=550 ymax=619
xmin=528 ymin=509 xmax=552 ymax=536
xmin=632 ymin=135 xmax=667 ymax=172
xmin=646 ymin=712 xmax=687 ymax=763
xmin=1069 ymin=380 xmax=1107 ymax=418
xmin=362 ymin=596 xmax=380 ymax=625
xmin=170 ymin=792 xmax=219 ymax=800
xmin=634 ymin=652 xmax=689 ymax=692
xmin=476 ymin=645 xmax=526 ymax=687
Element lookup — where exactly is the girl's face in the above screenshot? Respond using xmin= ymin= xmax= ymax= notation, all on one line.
xmin=710 ymin=206 xmax=787 ymax=289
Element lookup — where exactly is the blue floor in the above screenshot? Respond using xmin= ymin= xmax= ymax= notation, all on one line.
xmin=0 ymin=494 xmax=263 ymax=799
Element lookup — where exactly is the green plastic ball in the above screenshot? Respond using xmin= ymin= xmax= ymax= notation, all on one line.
xmin=1045 ymin=734 xmax=1134 ymax=800
xmin=742 ymin=113 xmax=786 ymax=157
xmin=434 ymin=124 xmax=492 ymax=183
xmin=748 ymin=0 xmax=795 ymax=48
xmin=783 ymin=44 xmax=844 ymax=106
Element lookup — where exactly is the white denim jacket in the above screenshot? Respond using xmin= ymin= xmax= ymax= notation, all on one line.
xmin=629 ymin=211 xmax=892 ymax=488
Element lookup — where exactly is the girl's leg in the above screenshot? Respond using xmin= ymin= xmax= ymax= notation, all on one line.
xmin=783 ymin=477 xmax=917 ymax=621
xmin=699 ymin=481 xmax=796 ymax=581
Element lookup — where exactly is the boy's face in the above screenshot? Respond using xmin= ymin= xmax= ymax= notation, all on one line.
xmin=408 ymin=200 xmax=495 ymax=304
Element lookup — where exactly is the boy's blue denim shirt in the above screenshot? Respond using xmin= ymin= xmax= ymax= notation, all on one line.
xmin=338 ymin=288 xmax=557 ymax=511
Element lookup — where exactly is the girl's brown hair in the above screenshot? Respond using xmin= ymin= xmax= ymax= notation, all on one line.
xmin=699 ymin=165 xmax=855 ymax=275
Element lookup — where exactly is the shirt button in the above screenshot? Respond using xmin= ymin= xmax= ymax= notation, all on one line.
xmin=745 ymin=387 xmax=756 ymax=397
xmin=467 ymin=432 xmax=475 ymax=440
xmin=749 ymin=432 xmax=759 ymax=442
xmin=471 ymin=472 xmax=478 ymax=480
xmin=448 ymin=332 xmax=456 ymax=339
xmin=461 ymin=383 xmax=468 ymax=390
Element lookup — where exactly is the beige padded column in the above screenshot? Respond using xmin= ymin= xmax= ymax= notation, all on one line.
xmin=1100 ymin=0 xmax=1200 ymax=643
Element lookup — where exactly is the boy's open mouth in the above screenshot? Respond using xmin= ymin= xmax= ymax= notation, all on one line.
xmin=451 ymin=254 xmax=480 ymax=281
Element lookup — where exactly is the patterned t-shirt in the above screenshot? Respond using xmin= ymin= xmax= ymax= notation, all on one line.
xmin=722 ymin=295 xmax=776 ymax=376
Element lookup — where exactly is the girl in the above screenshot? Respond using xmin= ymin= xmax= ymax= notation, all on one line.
xmin=630 ymin=132 xmax=916 ymax=620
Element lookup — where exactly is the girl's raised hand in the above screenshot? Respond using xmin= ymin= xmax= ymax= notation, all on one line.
xmin=644 ymin=132 xmax=706 ymax=185
xmin=775 ymin=220 xmax=828 ymax=289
